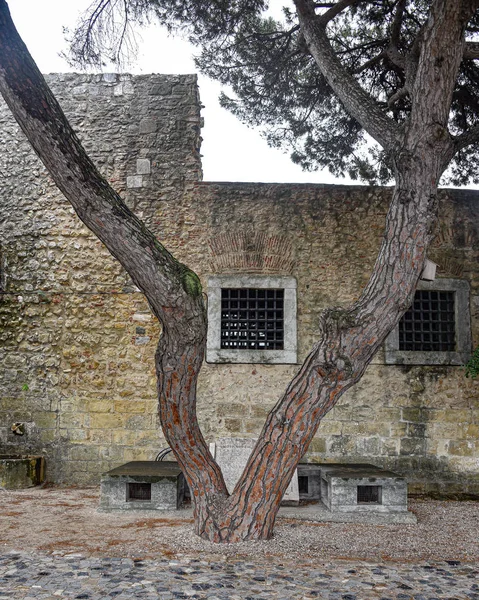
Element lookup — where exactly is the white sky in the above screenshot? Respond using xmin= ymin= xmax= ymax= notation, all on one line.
xmin=7 ymin=0 xmax=356 ymax=185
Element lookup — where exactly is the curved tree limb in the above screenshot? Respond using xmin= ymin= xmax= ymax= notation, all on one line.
xmin=385 ymin=0 xmax=407 ymax=71
xmin=408 ymin=0 xmax=477 ymax=144
xmin=316 ymin=0 xmax=362 ymax=25
xmin=353 ymin=51 xmax=385 ymax=75
xmin=294 ymin=0 xmax=400 ymax=151
xmin=388 ymin=86 xmax=408 ymax=108
xmin=464 ymin=40 xmax=479 ymax=59
xmin=0 ymin=0 xmax=228 ymax=510
xmin=454 ymin=122 xmax=479 ymax=152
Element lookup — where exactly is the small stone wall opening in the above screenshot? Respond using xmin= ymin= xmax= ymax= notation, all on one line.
xmin=297 ymin=464 xmax=321 ymax=502
xmin=127 ymin=482 xmax=152 ymax=502
xmin=357 ymin=484 xmax=382 ymax=504
xmin=298 ymin=475 xmax=309 ymax=495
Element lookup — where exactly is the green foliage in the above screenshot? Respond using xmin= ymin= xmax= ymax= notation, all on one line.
xmin=69 ymin=0 xmax=479 ymax=184
xmin=465 ymin=346 xmax=479 ymax=379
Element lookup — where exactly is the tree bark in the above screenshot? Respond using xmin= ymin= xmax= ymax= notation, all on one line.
xmin=0 ymin=0 xmax=477 ymax=542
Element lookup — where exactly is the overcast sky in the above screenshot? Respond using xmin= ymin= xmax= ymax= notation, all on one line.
xmin=7 ymin=0 xmax=359 ymax=185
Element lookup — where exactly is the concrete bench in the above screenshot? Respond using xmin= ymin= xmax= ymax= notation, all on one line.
xmin=99 ymin=461 xmax=186 ymax=511
xmin=318 ymin=463 xmax=408 ymax=513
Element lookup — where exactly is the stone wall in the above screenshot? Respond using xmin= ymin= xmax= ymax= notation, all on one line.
xmin=0 ymin=73 xmax=202 ymax=483
xmin=188 ymin=183 xmax=479 ymax=496
xmin=0 ymin=74 xmax=478 ymax=493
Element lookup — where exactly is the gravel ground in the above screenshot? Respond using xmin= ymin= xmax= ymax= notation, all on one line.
xmin=0 ymin=487 xmax=478 ymax=564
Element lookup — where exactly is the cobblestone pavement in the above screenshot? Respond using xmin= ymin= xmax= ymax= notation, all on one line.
xmin=0 ymin=550 xmax=478 ymax=600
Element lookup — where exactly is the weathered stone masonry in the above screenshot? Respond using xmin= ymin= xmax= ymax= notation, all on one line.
xmin=0 ymin=74 xmax=478 ymax=493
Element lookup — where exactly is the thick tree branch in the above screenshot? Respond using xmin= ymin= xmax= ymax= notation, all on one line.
xmin=408 ymin=0 xmax=476 ymax=144
xmin=385 ymin=0 xmax=407 ymax=71
xmin=0 ymin=0 xmax=229 ymax=508
xmin=388 ymin=86 xmax=408 ymax=108
xmin=454 ymin=122 xmax=479 ymax=152
xmin=0 ymin=1 xmax=198 ymax=319
xmin=390 ymin=0 xmax=406 ymax=47
xmin=464 ymin=40 xmax=479 ymax=59
xmin=294 ymin=0 xmax=399 ymax=151
xmin=317 ymin=0 xmax=361 ymax=25
xmin=353 ymin=51 xmax=385 ymax=75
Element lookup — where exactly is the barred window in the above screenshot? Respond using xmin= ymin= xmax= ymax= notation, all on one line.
xmin=385 ymin=279 xmax=471 ymax=366
xmin=207 ymin=275 xmax=297 ymax=364
xmin=399 ymin=290 xmax=455 ymax=352
xmin=220 ymin=288 xmax=284 ymax=350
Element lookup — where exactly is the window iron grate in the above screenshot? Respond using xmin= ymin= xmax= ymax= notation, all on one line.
xmin=220 ymin=288 xmax=284 ymax=350
xmin=357 ymin=485 xmax=382 ymax=504
xmin=399 ymin=290 xmax=455 ymax=352
xmin=127 ymin=482 xmax=152 ymax=502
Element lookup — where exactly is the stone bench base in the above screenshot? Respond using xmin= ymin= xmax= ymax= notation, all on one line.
xmin=99 ymin=460 xmax=409 ymax=518
xmin=319 ymin=463 xmax=408 ymax=513
xmin=99 ymin=461 xmax=186 ymax=511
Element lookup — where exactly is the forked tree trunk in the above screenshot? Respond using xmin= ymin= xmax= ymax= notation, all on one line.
xmin=158 ymin=159 xmax=443 ymax=541
xmin=157 ymin=0 xmax=472 ymax=541
xmin=0 ymin=0 xmax=475 ymax=542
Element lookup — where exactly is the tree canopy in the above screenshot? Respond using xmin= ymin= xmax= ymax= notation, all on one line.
xmin=70 ymin=0 xmax=479 ymax=184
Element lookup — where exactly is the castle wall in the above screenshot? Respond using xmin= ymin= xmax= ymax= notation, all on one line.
xmin=0 ymin=73 xmax=202 ymax=483
xmin=0 ymin=74 xmax=478 ymax=493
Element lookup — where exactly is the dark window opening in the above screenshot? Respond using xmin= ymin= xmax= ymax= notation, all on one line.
xmin=357 ymin=485 xmax=382 ymax=504
xmin=399 ymin=290 xmax=455 ymax=352
xmin=298 ymin=475 xmax=309 ymax=495
xmin=220 ymin=288 xmax=284 ymax=350
xmin=127 ymin=482 xmax=151 ymax=502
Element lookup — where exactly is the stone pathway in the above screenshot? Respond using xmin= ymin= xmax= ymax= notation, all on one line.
xmin=0 ymin=550 xmax=478 ymax=599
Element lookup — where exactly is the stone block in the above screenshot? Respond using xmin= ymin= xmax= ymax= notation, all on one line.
xmin=217 ymin=403 xmax=244 ymax=417
xmin=69 ymin=445 xmax=100 ymax=461
xmin=99 ymin=461 xmax=185 ymax=511
xmin=90 ymin=413 xmax=125 ymax=430
xmin=136 ymin=159 xmax=151 ymax=175
xmin=319 ymin=463 xmax=409 ymax=513
xmin=213 ymin=437 xmax=299 ymax=505
xmin=88 ymin=400 xmax=114 ymax=413
xmin=31 ymin=411 xmax=57 ymax=429
xmin=0 ymin=455 xmax=45 ymax=489
xmin=122 ymin=448 xmax=154 ymax=462
xmin=125 ymin=414 xmax=153 ymax=430
xmin=59 ymin=412 xmax=85 ymax=429
xmin=114 ymin=400 xmax=146 ymax=414
xmin=448 ymin=440 xmax=476 ymax=456
xmin=308 ymin=437 xmax=327 ymax=454
xmin=127 ymin=175 xmax=143 ymax=189
xmin=355 ymin=437 xmax=380 ymax=456
xmin=401 ymin=408 xmax=424 ymax=422
xmin=139 ymin=118 xmax=157 ymax=134
xmin=250 ymin=405 xmax=271 ymax=419
xmin=149 ymin=83 xmax=172 ymax=96
xmin=224 ymin=418 xmax=242 ymax=433
xmin=213 ymin=437 xmax=256 ymax=493
xmin=39 ymin=429 xmax=56 ymax=443
xmin=400 ymin=437 xmax=426 ymax=456
xmin=407 ymin=422 xmax=427 ymax=438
